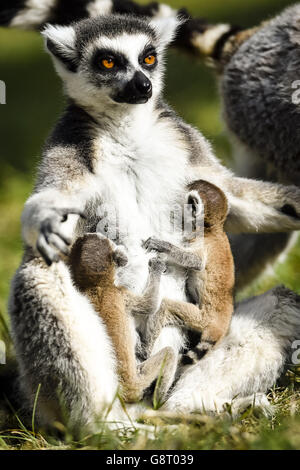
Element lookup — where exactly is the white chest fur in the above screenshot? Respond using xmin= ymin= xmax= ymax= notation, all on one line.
xmin=91 ymin=108 xmax=190 ymax=296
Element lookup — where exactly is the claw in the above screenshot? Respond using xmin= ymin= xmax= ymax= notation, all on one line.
xmin=143 ymin=237 xmax=157 ymax=252
xmin=143 ymin=237 xmax=171 ymax=254
xmin=148 ymin=255 xmax=167 ymax=273
xmin=37 ymin=236 xmax=56 ymax=266
xmin=36 ymin=207 xmax=85 ymax=265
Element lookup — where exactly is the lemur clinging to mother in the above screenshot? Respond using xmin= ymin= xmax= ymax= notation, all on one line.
xmin=5 ymin=3 xmax=300 ymax=430
xmin=69 ymin=233 xmax=177 ymax=405
xmin=142 ymin=180 xmax=234 ymax=358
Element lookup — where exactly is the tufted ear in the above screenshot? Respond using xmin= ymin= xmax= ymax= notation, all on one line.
xmin=150 ymin=15 xmax=184 ymax=50
xmin=42 ymin=24 xmax=78 ymax=72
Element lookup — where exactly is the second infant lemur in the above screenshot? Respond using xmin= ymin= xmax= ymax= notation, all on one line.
xmin=143 ymin=180 xmax=234 ymax=357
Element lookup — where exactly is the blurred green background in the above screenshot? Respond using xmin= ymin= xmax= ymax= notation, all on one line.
xmin=0 ymin=0 xmax=299 ymax=320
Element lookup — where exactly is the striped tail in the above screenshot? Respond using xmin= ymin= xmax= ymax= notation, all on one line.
xmin=0 ymin=0 xmax=177 ymax=30
xmin=179 ymin=341 xmax=211 ymax=367
xmin=0 ymin=0 xmax=249 ymax=64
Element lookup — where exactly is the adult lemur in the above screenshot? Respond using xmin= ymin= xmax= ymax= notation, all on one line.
xmin=4 ymin=4 xmax=300 ymax=430
xmin=183 ymin=2 xmax=300 ymax=289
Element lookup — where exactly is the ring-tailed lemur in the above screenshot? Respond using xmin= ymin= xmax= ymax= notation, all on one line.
xmin=7 ymin=11 xmax=300 ymax=430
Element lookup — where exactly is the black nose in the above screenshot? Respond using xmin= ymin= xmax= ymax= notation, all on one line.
xmin=134 ymin=71 xmax=152 ymax=95
xmin=113 ymin=71 xmax=153 ymax=104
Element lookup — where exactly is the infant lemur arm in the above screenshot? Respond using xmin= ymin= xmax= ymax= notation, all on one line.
xmin=143 ymin=238 xmax=203 ymax=271
xmin=127 ymin=256 xmax=167 ymax=318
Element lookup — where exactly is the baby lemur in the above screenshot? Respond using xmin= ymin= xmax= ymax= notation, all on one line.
xmin=68 ymin=233 xmax=176 ymax=404
xmin=143 ymin=180 xmax=234 ymax=358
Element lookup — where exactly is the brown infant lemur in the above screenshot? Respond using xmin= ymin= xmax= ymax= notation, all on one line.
xmin=69 ymin=233 xmax=176 ymax=404
xmin=143 ymin=180 xmax=235 ymax=358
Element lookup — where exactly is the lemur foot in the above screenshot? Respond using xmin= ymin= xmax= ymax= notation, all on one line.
xmin=143 ymin=237 xmax=173 ymax=254
xmin=37 ymin=207 xmax=86 ymax=266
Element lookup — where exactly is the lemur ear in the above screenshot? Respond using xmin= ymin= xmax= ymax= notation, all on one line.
xmin=42 ymin=24 xmax=78 ymax=72
xmin=150 ymin=15 xmax=184 ymax=50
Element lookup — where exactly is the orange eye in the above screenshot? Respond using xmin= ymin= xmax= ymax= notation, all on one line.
xmin=102 ymin=58 xmax=115 ymax=69
xmin=144 ymin=54 xmax=156 ymax=65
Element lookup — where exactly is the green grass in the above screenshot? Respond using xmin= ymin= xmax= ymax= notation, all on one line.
xmin=1 ymin=387 xmax=300 ymax=450
xmin=1 ymin=0 xmax=300 ymax=450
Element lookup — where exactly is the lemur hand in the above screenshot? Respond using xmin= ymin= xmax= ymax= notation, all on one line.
xmin=148 ymin=254 xmax=167 ymax=274
xmin=143 ymin=237 xmax=173 ymax=254
xmin=36 ymin=207 xmax=85 ymax=266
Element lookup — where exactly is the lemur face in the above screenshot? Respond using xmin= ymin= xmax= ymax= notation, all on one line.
xmin=88 ymin=35 xmax=156 ymax=105
xmin=43 ymin=14 xmax=181 ymax=108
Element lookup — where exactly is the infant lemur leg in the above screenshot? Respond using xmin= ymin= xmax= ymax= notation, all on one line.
xmin=124 ymin=255 xmax=178 ymax=403
xmin=127 ymin=256 xmax=167 ymax=317
xmin=70 ymin=234 xmax=176 ymax=404
xmin=142 ymin=236 xmax=207 ymax=355
xmin=143 ymin=298 xmax=203 ymax=357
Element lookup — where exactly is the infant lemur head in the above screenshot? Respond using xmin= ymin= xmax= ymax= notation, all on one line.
xmin=42 ymin=14 xmax=181 ymax=110
xmin=187 ymin=180 xmax=229 ymax=232
xmin=69 ymin=234 xmax=114 ymax=289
